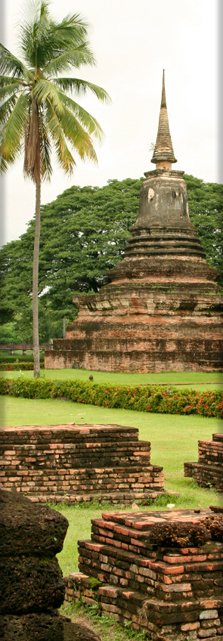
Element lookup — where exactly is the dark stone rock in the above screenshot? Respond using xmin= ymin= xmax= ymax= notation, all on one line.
xmin=0 ymin=556 xmax=65 ymax=614
xmin=0 ymin=613 xmax=64 ymax=641
xmin=0 ymin=488 xmax=68 ymax=557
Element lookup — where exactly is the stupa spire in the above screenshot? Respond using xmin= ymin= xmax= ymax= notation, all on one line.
xmin=151 ymin=70 xmax=177 ymax=168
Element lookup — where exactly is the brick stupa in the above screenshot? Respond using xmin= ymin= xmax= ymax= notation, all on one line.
xmin=45 ymin=72 xmax=223 ymax=372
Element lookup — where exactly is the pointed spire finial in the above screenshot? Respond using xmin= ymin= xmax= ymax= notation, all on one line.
xmin=151 ymin=70 xmax=177 ymax=167
xmin=161 ymin=69 xmax=166 ymax=108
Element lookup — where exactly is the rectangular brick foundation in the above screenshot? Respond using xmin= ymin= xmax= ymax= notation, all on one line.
xmin=0 ymin=424 xmax=164 ymax=503
xmin=184 ymin=433 xmax=223 ymax=492
xmin=64 ymin=507 xmax=223 ymax=640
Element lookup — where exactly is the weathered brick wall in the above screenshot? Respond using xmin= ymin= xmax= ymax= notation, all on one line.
xmin=64 ymin=507 xmax=223 ymax=640
xmin=45 ymin=281 xmax=223 ymax=372
xmin=184 ymin=433 xmax=223 ymax=491
xmin=0 ymin=424 xmax=164 ymax=503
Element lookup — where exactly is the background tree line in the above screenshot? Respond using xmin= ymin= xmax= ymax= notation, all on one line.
xmin=1 ymin=174 xmax=222 ymax=343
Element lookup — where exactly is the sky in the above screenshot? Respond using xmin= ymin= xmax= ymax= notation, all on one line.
xmin=1 ymin=0 xmax=220 ymax=245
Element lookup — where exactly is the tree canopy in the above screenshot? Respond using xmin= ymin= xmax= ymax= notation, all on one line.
xmin=1 ymin=175 xmax=222 ymax=343
xmin=0 ymin=0 xmax=109 ymax=374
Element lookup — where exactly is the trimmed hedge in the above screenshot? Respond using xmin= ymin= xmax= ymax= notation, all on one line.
xmin=0 ymin=362 xmax=39 ymax=371
xmin=0 ymin=376 xmax=222 ymax=418
xmin=0 ymin=354 xmax=44 ymax=363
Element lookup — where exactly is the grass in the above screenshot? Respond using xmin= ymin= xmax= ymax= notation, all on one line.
xmin=60 ymin=602 xmax=148 ymax=641
xmin=2 ymin=392 xmax=222 ymax=641
xmin=1 ymin=367 xmax=223 ymax=390
xmin=2 ymin=393 xmax=221 ymax=573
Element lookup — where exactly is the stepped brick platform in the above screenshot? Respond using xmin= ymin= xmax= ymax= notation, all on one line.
xmin=45 ymin=72 xmax=223 ymax=373
xmin=64 ymin=507 xmax=223 ymax=640
xmin=0 ymin=424 xmax=164 ymax=504
xmin=184 ymin=433 xmax=223 ymax=492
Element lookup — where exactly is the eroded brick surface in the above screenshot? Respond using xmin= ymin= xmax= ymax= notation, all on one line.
xmin=64 ymin=507 xmax=223 ymax=640
xmin=45 ymin=182 xmax=223 ymax=374
xmin=184 ymin=433 xmax=223 ymax=492
xmin=0 ymin=424 xmax=164 ymax=503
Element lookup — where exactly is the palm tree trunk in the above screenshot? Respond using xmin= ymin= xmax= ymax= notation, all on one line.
xmin=32 ymin=178 xmax=41 ymax=378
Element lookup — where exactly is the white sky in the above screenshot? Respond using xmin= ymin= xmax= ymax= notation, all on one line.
xmin=1 ymin=0 xmax=219 ymax=244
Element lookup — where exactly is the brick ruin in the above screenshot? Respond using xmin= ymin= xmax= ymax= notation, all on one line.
xmin=184 ymin=432 xmax=223 ymax=492
xmin=0 ymin=424 xmax=164 ymax=504
xmin=0 ymin=488 xmax=101 ymax=641
xmin=65 ymin=506 xmax=223 ymax=640
xmin=45 ymin=71 xmax=223 ymax=373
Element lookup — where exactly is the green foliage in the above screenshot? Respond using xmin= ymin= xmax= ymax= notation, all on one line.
xmin=0 ymin=352 xmax=44 ymax=363
xmin=0 ymin=2 xmax=109 ymax=377
xmin=0 ymin=4 xmax=109 ymax=178
xmin=2 ymin=367 xmax=222 ymax=387
xmin=61 ymin=601 xmax=148 ymax=641
xmin=186 ymin=174 xmax=223 ymax=279
xmin=1 ymin=175 xmax=222 ymax=343
xmin=0 ymin=376 xmax=222 ymax=417
xmin=0 ymin=362 xmax=35 ymax=370
xmin=2 ymin=394 xmax=219 ymax=509
xmin=0 ymin=350 xmax=44 ymax=369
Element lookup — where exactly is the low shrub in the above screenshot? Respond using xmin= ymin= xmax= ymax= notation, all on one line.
xmin=0 ymin=376 xmax=222 ymax=418
xmin=0 ymin=362 xmax=44 ymax=371
xmin=0 ymin=362 xmax=37 ymax=371
xmin=0 ymin=353 xmax=44 ymax=363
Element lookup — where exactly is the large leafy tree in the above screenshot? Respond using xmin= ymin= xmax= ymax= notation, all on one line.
xmin=0 ymin=0 xmax=109 ymax=376
xmin=0 ymin=175 xmax=222 ymax=344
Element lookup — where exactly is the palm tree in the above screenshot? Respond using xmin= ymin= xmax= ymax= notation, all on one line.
xmin=0 ymin=0 xmax=109 ymax=377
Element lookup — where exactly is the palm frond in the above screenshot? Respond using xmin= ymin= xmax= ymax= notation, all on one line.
xmin=0 ymin=95 xmax=17 ymax=125
xmin=0 ymin=155 xmax=9 ymax=173
xmin=58 ymin=92 xmax=103 ymax=140
xmin=20 ymin=0 xmax=51 ymax=67
xmin=45 ymin=102 xmax=75 ymax=173
xmin=51 ymin=12 xmax=89 ymax=42
xmin=53 ymin=104 xmax=98 ymax=163
xmin=0 ymin=44 xmax=27 ymax=78
xmin=33 ymin=78 xmax=65 ymax=114
xmin=0 ymin=92 xmax=28 ymax=168
xmin=53 ymin=77 xmax=110 ymax=103
xmin=45 ymin=13 xmax=89 ymax=50
xmin=1 ymin=3 xmax=107 ymax=183
xmin=0 ymin=80 xmax=24 ymax=101
xmin=21 ymin=6 xmax=91 ymax=69
xmin=44 ymin=42 xmax=95 ymax=76
xmin=0 ymin=75 xmax=26 ymax=87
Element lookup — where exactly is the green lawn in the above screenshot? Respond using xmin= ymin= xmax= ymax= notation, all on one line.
xmin=2 ymin=393 xmax=221 ymax=574
xmin=2 ymin=393 xmax=222 ymax=641
xmin=2 ymin=367 xmax=223 ymax=390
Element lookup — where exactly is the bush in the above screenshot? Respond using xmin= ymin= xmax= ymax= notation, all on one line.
xmin=0 ymin=376 xmax=222 ymax=418
xmin=0 ymin=352 xmax=44 ymax=363
xmin=0 ymin=362 xmax=35 ymax=370
xmin=0 ymin=362 xmax=44 ymax=370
